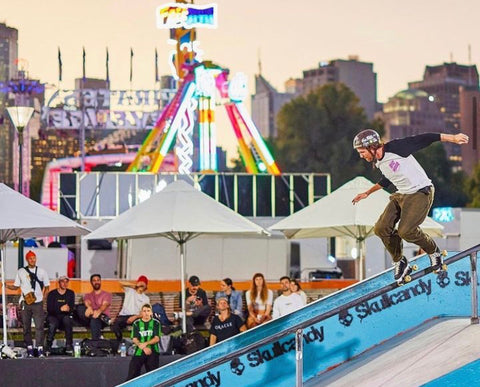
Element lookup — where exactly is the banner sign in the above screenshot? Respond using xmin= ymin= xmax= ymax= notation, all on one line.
xmin=42 ymin=89 xmax=176 ymax=130
xmin=156 ymin=3 xmax=217 ymax=29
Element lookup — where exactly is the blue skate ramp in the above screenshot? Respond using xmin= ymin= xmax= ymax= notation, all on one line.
xmin=119 ymin=247 xmax=480 ymax=387
xmin=304 ymin=317 xmax=480 ymax=387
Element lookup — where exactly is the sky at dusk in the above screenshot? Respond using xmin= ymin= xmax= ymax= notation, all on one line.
xmin=2 ymin=0 xmax=480 ymax=158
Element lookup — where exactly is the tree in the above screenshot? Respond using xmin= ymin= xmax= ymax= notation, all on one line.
xmin=274 ymin=83 xmax=381 ymax=189
xmin=464 ymin=162 xmax=480 ymax=207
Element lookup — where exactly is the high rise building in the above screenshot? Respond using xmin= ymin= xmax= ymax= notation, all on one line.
xmin=409 ymin=62 xmax=479 ymax=167
xmin=302 ymin=56 xmax=378 ymax=120
xmin=380 ymin=89 xmax=444 ymax=141
xmin=0 ymin=23 xmax=18 ymax=186
xmin=459 ymin=86 xmax=480 ymax=175
xmin=251 ymin=74 xmax=297 ymax=139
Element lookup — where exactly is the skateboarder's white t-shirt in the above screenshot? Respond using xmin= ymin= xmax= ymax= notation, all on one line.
xmin=375 ymin=133 xmax=439 ymax=194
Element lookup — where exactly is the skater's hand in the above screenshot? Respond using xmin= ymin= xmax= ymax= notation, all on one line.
xmin=352 ymin=192 xmax=368 ymax=204
xmin=454 ymin=133 xmax=469 ymax=144
xmin=441 ymin=133 xmax=469 ymax=144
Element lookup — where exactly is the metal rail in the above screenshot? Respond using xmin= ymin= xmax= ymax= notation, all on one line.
xmin=159 ymin=244 xmax=480 ymax=386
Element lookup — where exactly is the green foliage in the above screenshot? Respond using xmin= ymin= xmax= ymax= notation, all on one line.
xmin=274 ymin=83 xmax=381 ymax=189
xmin=464 ymin=163 xmax=480 ymax=207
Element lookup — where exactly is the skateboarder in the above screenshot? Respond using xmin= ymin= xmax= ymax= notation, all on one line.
xmin=352 ymin=130 xmax=469 ymax=284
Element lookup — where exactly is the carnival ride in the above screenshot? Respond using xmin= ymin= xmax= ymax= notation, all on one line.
xmin=127 ymin=2 xmax=280 ymax=175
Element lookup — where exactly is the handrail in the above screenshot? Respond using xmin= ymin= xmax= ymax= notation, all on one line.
xmin=158 ymin=244 xmax=480 ymax=386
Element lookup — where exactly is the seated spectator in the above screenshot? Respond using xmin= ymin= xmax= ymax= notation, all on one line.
xmin=126 ymin=303 xmax=161 ymax=381
xmin=112 ymin=275 xmax=150 ymax=343
xmin=290 ymin=279 xmax=307 ymax=305
xmin=215 ymin=278 xmax=243 ymax=318
xmin=209 ymin=297 xmax=246 ymax=346
xmin=76 ymin=274 xmax=112 ymax=340
xmin=245 ymin=273 xmax=273 ymax=329
xmin=183 ymin=275 xmax=211 ymax=332
xmin=45 ymin=276 xmax=75 ymax=356
xmin=272 ymin=276 xmax=304 ymax=319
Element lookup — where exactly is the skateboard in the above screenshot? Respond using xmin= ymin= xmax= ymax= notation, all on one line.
xmin=396 ymin=263 xmax=419 ymax=286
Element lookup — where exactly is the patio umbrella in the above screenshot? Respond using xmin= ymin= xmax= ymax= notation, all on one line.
xmin=84 ymin=179 xmax=268 ymax=332
xmin=0 ymin=183 xmax=90 ymax=345
xmin=270 ymin=176 xmax=444 ymax=279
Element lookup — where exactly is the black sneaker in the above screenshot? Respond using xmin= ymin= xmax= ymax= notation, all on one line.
xmin=37 ymin=346 xmax=45 ymax=358
xmin=27 ymin=345 xmax=34 ymax=358
xmin=429 ymin=247 xmax=443 ymax=270
xmin=394 ymin=257 xmax=411 ymax=284
xmin=65 ymin=345 xmax=73 ymax=356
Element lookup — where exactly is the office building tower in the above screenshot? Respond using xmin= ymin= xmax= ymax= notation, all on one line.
xmin=0 ymin=23 xmax=18 ymax=185
xmin=409 ymin=62 xmax=479 ymax=167
xmin=302 ymin=56 xmax=378 ymax=120
xmin=251 ymin=74 xmax=297 ymax=139
xmin=380 ymin=89 xmax=444 ymax=141
xmin=459 ymin=86 xmax=480 ymax=175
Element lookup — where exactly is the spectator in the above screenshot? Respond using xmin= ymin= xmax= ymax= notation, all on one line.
xmin=76 ymin=274 xmax=112 ymax=340
xmin=290 ymin=279 xmax=307 ymax=305
xmin=45 ymin=275 xmax=75 ymax=356
xmin=272 ymin=276 xmax=304 ymax=319
xmin=183 ymin=275 xmax=211 ymax=332
xmin=245 ymin=273 xmax=273 ymax=329
xmin=112 ymin=275 xmax=150 ymax=343
xmin=6 ymin=250 xmax=50 ymax=357
xmin=126 ymin=303 xmax=161 ymax=381
xmin=209 ymin=297 xmax=246 ymax=346
xmin=215 ymin=278 xmax=243 ymax=318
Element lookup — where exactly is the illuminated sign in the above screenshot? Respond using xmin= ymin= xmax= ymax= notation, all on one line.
xmin=43 ymin=89 xmax=176 ymax=130
xmin=432 ymin=207 xmax=455 ymax=222
xmin=156 ymin=3 xmax=217 ymax=29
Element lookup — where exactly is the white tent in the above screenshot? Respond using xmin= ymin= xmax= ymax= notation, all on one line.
xmin=0 ymin=183 xmax=90 ymax=346
xmin=84 ymin=179 xmax=268 ymax=332
xmin=270 ymin=176 xmax=444 ymax=279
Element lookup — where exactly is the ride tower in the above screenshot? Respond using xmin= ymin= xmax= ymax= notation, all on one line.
xmin=127 ymin=1 xmax=280 ymax=175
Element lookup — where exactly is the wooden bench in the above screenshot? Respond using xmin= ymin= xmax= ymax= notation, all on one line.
xmin=1 ymin=287 xmax=335 ymax=340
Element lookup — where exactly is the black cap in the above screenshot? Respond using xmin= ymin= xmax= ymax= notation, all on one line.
xmin=189 ymin=275 xmax=200 ymax=286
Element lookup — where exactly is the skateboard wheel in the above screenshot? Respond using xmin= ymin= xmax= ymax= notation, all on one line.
xmin=404 ymin=275 xmax=411 ymax=283
xmin=441 ymin=250 xmax=448 ymax=256
xmin=442 ymin=264 xmax=448 ymax=271
xmin=412 ymin=264 xmax=418 ymax=271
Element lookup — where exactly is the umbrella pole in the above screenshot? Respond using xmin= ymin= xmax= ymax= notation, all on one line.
xmin=1 ymin=244 xmax=8 ymax=346
xmin=180 ymin=241 xmax=187 ymax=333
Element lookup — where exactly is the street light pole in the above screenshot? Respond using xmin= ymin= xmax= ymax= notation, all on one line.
xmin=6 ymin=106 xmax=35 ymax=269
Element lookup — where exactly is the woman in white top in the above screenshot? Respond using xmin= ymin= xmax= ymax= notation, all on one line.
xmin=245 ymin=273 xmax=273 ymax=329
xmin=290 ymin=279 xmax=307 ymax=305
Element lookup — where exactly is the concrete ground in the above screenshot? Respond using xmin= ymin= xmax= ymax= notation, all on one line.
xmin=305 ymin=317 xmax=480 ymax=387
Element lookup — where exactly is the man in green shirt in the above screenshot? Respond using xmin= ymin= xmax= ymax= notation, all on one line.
xmin=126 ymin=303 xmax=162 ymax=381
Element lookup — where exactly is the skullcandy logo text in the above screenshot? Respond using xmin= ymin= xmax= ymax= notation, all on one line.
xmin=183 ymin=371 xmax=220 ymax=387
xmin=355 ymin=279 xmax=432 ymax=321
xmin=247 ymin=325 xmax=324 ymax=368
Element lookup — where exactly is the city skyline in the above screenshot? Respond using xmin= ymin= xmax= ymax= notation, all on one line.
xmin=2 ymin=0 xmax=480 ymax=158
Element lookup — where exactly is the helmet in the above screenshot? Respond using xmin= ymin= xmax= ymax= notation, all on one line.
xmin=353 ymin=129 xmax=382 ymax=149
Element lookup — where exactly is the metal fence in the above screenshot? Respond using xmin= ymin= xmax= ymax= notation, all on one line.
xmin=58 ymin=172 xmax=331 ymax=220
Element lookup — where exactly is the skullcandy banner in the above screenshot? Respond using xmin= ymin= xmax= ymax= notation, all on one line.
xmin=127 ymin=252 xmax=478 ymax=387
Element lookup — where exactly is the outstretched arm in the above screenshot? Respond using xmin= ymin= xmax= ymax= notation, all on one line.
xmin=352 ymin=183 xmax=383 ymax=204
xmin=440 ymin=133 xmax=469 ymax=144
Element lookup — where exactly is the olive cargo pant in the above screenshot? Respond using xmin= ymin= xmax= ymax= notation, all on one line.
xmin=374 ymin=186 xmax=437 ymax=262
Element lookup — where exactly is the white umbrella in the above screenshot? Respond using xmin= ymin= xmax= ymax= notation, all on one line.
xmin=0 ymin=183 xmax=90 ymax=346
xmin=84 ymin=179 xmax=269 ymax=332
xmin=270 ymin=176 xmax=444 ymax=279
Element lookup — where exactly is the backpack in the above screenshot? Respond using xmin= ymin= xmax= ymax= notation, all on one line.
xmin=81 ymin=339 xmax=114 ymax=357
xmin=152 ymin=303 xmax=173 ymax=326
xmin=181 ymin=332 xmax=206 ymax=355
